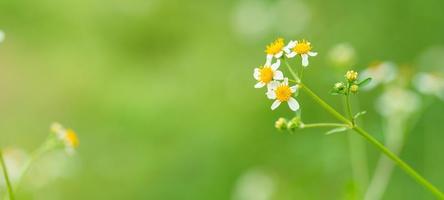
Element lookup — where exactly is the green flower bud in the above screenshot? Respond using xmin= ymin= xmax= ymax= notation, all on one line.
xmin=345 ymin=70 xmax=358 ymax=82
xmin=287 ymin=117 xmax=302 ymax=131
xmin=350 ymin=84 xmax=359 ymax=94
xmin=334 ymin=82 xmax=345 ymax=91
xmin=275 ymin=118 xmax=288 ymax=130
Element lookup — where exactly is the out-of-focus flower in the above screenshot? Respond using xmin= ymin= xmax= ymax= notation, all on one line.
xmin=253 ymin=60 xmax=283 ymax=88
xmin=0 ymin=30 xmax=4 ymax=43
xmin=0 ymin=147 xmax=28 ymax=186
xmin=265 ymin=38 xmax=285 ymax=65
xmin=376 ymin=86 xmax=420 ymax=117
xmin=274 ymin=0 xmax=311 ymax=36
xmin=284 ymin=40 xmax=317 ymax=67
xmin=266 ymin=78 xmax=299 ymax=111
xmin=231 ymin=0 xmax=274 ymax=40
xmin=360 ymin=62 xmax=397 ymax=90
xmin=413 ymin=72 xmax=444 ymax=100
xmin=327 ymin=43 xmax=356 ymax=68
xmin=50 ymin=122 xmax=80 ymax=155
xmin=232 ymin=168 xmax=275 ymax=200
xmin=345 ymin=70 xmax=358 ymax=82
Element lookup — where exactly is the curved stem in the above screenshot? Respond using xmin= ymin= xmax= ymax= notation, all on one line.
xmin=299 ymin=83 xmax=444 ymax=199
xmin=0 ymin=150 xmax=15 ymax=200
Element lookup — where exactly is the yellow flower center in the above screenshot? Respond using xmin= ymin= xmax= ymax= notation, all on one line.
xmin=293 ymin=40 xmax=312 ymax=54
xmin=265 ymin=38 xmax=285 ymax=55
xmin=275 ymin=85 xmax=292 ymax=102
xmin=66 ymin=129 xmax=79 ymax=148
xmin=259 ymin=67 xmax=274 ymax=83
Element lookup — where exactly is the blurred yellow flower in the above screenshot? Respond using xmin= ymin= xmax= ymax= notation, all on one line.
xmin=50 ymin=122 xmax=79 ymax=154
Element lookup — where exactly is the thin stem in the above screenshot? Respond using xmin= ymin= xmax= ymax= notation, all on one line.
xmin=301 ymin=123 xmax=349 ymax=128
xmin=299 ymin=83 xmax=444 ymax=199
xmin=283 ymin=58 xmax=300 ymax=83
xmin=345 ymin=93 xmax=355 ymax=126
xmin=0 ymin=150 xmax=15 ymax=200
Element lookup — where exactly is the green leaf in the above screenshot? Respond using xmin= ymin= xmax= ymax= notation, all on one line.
xmin=353 ymin=111 xmax=367 ymax=119
xmin=325 ymin=127 xmax=348 ymax=135
xmin=358 ymin=78 xmax=372 ymax=87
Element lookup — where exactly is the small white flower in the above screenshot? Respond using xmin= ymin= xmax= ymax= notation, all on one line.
xmin=284 ymin=40 xmax=317 ymax=67
xmin=264 ymin=38 xmax=285 ymax=66
xmin=413 ymin=72 xmax=444 ymax=100
xmin=266 ymin=78 xmax=299 ymax=111
xmin=50 ymin=122 xmax=79 ymax=155
xmin=253 ymin=60 xmax=284 ymax=88
xmin=360 ymin=62 xmax=397 ymax=90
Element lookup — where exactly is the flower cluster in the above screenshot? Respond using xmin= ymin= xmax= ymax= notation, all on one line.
xmin=254 ymin=38 xmax=317 ymax=111
xmin=331 ymin=70 xmax=371 ymax=95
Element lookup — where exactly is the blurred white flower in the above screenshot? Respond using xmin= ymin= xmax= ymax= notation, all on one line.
xmin=50 ymin=122 xmax=80 ymax=155
xmin=413 ymin=72 xmax=444 ymax=100
xmin=360 ymin=62 xmax=397 ymax=90
xmin=266 ymin=78 xmax=299 ymax=111
xmin=284 ymin=40 xmax=317 ymax=67
xmin=232 ymin=0 xmax=274 ymax=40
xmin=417 ymin=46 xmax=444 ymax=73
xmin=376 ymin=86 xmax=420 ymax=117
xmin=327 ymin=43 xmax=356 ymax=68
xmin=0 ymin=30 xmax=4 ymax=43
xmin=0 ymin=147 xmax=28 ymax=186
xmin=254 ymin=59 xmax=284 ymax=88
xmin=274 ymin=0 xmax=311 ymax=36
xmin=232 ymin=169 xmax=275 ymax=200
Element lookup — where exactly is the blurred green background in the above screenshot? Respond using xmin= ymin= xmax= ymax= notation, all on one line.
xmin=0 ymin=0 xmax=444 ymax=199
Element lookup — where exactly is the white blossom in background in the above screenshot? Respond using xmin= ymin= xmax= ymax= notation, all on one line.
xmin=376 ymin=86 xmax=420 ymax=117
xmin=275 ymin=0 xmax=311 ymax=36
xmin=232 ymin=169 xmax=275 ymax=200
xmin=413 ymin=72 xmax=444 ymax=100
xmin=0 ymin=30 xmax=5 ymax=43
xmin=231 ymin=0 xmax=274 ymax=40
xmin=327 ymin=43 xmax=356 ymax=68
xmin=0 ymin=147 xmax=28 ymax=186
xmin=360 ymin=62 xmax=397 ymax=90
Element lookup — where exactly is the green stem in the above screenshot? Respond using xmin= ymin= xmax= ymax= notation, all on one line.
xmin=283 ymin=58 xmax=300 ymax=82
xmin=0 ymin=150 xmax=15 ymax=200
xmin=345 ymin=93 xmax=355 ymax=126
xmin=301 ymin=123 xmax=349 ymax=128
xmin=299 ymin=83 xmax=444 ymax=199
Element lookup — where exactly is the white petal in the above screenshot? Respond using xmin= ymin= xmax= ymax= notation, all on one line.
xmin=286 ymin=52 xmax=297 ymax=58
xmin=284 ymin=41 xmax=297 ymax=53
xmin=274 ymin=51 xmax=283 ymax=58
xmin=271 ymin=59 xmax=281 ymax=70
xmin=283 ymin=78 xmax=288 ymax=85
xmin=290 ymin=85 xmax=298 ymax=93
xmin=266 ymin=55 xmax=273 ymax=66
xmin=301 ymin=54 xmax=309 ymax=67
xmin=268 ymin=81 xmax=279 ymax=90
xmin=273 ymin=70 xmax=284 ymax=80
xmin=254 ymin=82 xmax=265 ymax=88
xmin=271 ymin=100 xmax=281 ymax=110
xmin=266 ymin=90 xmax=276 ymax=99
xmin=308 ymin=51 xmax=318 ymax=56
xmin=254 ymin=68 xmax=260 ymax=80
xmin=287 ymin=98 xmax=300 ymax=111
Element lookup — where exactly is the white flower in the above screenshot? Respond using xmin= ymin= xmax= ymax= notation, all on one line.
xmin=413 ymin=72 xmax=444 ymax=100
xmin=264 ymin=38 xmax=285 ymax=66
xmin=253 ymin=59 xmax=283 ymax=88
xmin=284 ymin=40 xmax=317 ymax=67
xmin=376 ymin=86 xmax=420 ymax=117
xmin=50 ymin=122 xmax=79 ymax=155
xmin=327 ymin=43 xmax=356 ymax=67
xmin=360 ymin=62 xmax=397 ymax=90
xmin=266 ymin=78 xmax=299 ymax=111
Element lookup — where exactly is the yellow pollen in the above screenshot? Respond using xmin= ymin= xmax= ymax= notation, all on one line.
xmin=65 ymin=129 xmax=79 ymax=148
xmin=265 ymin=38 xmax=285 ymax=55
xmin=293 ymin=40 xmax=312 ymax=54
xmin=259 ymin=67 xmax=274 ymax=83
xmin=275 ymin=85 xmax=292 ymax=102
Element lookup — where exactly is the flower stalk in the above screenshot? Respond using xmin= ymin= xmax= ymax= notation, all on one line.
xmin=0 ymin=150 xmax=15 ymax=200
xmin=298 ymin=83 xmax=444 ymax=199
